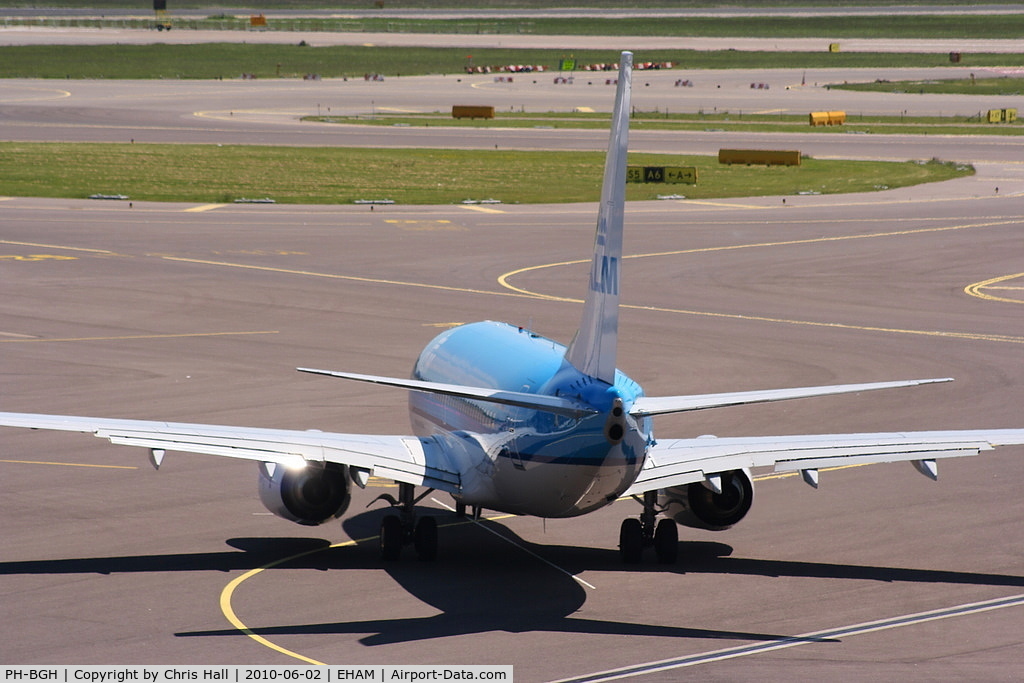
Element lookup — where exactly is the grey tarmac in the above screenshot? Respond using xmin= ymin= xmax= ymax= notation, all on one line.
xmin=1 ymin=25 xmax=1023 ymax=683
xmin=2 ymin=186 xmax=1023 ymax=678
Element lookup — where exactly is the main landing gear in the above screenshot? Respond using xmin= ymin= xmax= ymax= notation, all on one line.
xmin=619 ymin=490 xmax=678 ymax=564
xmin=375 ymin=482 xmax=438 ymax=561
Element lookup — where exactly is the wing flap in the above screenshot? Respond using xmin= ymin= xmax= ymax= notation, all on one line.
xmin=104 ymin=433 xmax=310 ymax=467
xmin=0 ymin=412 xmax=461 ymax=493
xmin=320 ymin=434 xmax=461 ymax=489
xmin=772 ymin=445 xmax=985 ymax=473
xmin=623 ymin=429 xmax=1024 ymax=496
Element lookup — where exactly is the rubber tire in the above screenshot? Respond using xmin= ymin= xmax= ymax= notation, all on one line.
xmin=414 ymin=516 xmax=438 ymax=561
xmin=654 ymin=518 xmax=679 ymax=564
xmin=380 ymin=514 xmax=403 ymax=561
xmin=619 ymin=518 xmax=644 ymax=564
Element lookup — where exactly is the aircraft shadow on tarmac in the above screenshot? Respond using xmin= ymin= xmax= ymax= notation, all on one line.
xmin=3 ymin=508 xmax=1019 ymax=646
xmin=172 ymin=510 xmax=835 ymax=646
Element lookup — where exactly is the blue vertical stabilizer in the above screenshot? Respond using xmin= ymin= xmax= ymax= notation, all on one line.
xmin=564 ymin=50 xmax=632 ymax=385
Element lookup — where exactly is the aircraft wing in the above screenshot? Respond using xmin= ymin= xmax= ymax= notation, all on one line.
xmin=622 ymin=429 xmax=1024 ymax=496
xmin=0 ymin=412 xmax=461 ymax=493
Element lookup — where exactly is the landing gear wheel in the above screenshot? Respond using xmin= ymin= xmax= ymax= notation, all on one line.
xmin=619 ymin=518 xmax=644 ymax=564
xmin=654 ymin=518 xmax=678 ymax=564
xmin=380 ymin=514 xmax=403 ymax=561
xmin=414 ymin=516 xmax=438 ymax=561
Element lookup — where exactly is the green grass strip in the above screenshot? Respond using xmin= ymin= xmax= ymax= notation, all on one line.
xmin=4 ymin=44 xmax=1024 ymax=79
xmin=831 ymin=76 xmax=1024 ymax=96
xmin=314 ymin=111 xmax=1023 ymax=136
xmin=0 ymin=142 xmax=973 ymax=205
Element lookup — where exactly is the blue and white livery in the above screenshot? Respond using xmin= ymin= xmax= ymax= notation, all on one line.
xmin=3 ymin=52 xmax=1023 ymax=563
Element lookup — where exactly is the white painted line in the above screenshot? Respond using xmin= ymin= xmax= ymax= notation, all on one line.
xmin=431 ymin=497 xmax=597 ymax=590
xmin=554 ymin=593 xmax=1024 ymax=682
xmin=0 ymin=239 xmax=113 ymax=254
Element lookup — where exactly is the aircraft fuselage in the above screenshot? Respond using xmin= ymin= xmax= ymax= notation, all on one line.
xmin=409 ymin=321 xmax=650 ymax=518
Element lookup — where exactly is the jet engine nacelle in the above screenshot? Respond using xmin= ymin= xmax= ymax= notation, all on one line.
xmin=660 ymin=468 xmax=754 ymax=531
xmin=258 ymin=461 xmax=351 ymax=526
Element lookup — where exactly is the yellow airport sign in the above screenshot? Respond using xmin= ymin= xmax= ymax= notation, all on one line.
xmin=627 ymin=166 xmax=698 ymax=184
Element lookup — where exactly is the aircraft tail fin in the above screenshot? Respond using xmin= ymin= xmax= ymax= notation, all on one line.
xmin=564 ymin=50 xmax=632 ymax=385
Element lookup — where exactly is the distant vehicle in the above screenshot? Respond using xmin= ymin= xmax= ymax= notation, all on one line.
xmin=153 ymin=0 xmax=171 ymax=31
xmin=3 ymin=52 xmax=1022 ymax=565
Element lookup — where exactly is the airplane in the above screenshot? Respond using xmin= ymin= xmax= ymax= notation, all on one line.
xmin=2 ymin=51 xmax=1023 ymax=565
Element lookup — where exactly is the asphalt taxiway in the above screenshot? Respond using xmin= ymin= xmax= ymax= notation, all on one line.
xmin=6 ymin=26 xmax=1024 ymax=57
xmin=3 ymin=186 xmax=1023 ymax=677
xmin=4 ymin=66 xmax=1024 ymax=136
xmin=1 ymin=28 xmax=1024 ymax=682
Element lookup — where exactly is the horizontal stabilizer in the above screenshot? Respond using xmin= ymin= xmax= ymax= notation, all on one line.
xmin=297 ymin=367 xmax=598 ymax=418
xmin=629 ymin=378 xmax=954 ymax=417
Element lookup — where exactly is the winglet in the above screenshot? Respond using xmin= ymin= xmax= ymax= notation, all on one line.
xmin=564 ymin=50 xmax=632 ymax=385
